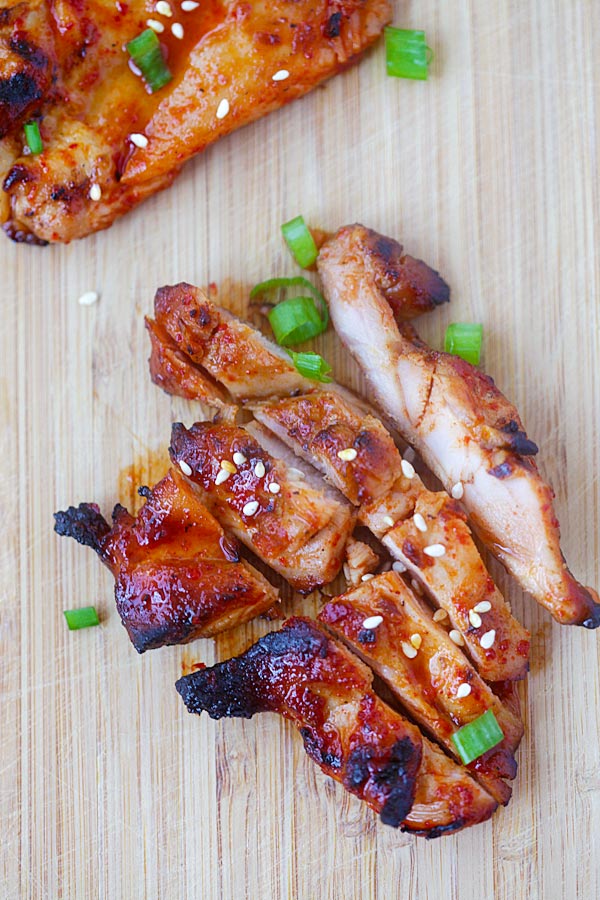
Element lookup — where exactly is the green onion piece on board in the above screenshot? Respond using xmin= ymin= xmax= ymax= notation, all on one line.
xmin=251 ymin=276 xmax=328 ymax=346
xmin=24 ymin=120 xmax=43 ymax=155
xmin=287 ymin=350 xmax=332 ymax=383
xmin=126 ymin=29 xmax=172 ymax=93
xmin=281 ymin=216 xmax=319 ymax=268
xmin=444 ymin=322 xmax=483 ymax=365
xmin=63 ymin=606 xmax=100 ymax=631
xmin=451 ymin=710 xmax=504 ymax=765
xmin=385 ymin=27 xmax=432 ymax=81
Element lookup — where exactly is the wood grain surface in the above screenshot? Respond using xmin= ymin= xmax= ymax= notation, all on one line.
xmin=2 ymin=2 xmax=599 ymax=898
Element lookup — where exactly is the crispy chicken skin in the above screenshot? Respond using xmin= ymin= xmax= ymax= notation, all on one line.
xmin=54 ymin=469 xmax=278 ymax=652
xmin=318 ymin=224 xmax=600 ymax=628
xmin=176 ymin=617 xmax=497 ymax=835
xmin=0 ymin=1 xmax=391 ymax=243
xmin=169 ymin=421 xmax=355 ymax=592
xmin=319 ymin=572 xmax=524 ymax=805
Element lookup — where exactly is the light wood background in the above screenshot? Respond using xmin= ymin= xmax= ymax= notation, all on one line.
xmin=2 ymin=2 xmax=599 ymax=898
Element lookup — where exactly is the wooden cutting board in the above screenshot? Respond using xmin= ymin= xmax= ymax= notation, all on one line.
xmin=2 ymin=2 xmax=599 ymax=897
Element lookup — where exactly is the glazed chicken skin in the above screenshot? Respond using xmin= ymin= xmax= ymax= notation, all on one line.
xmin=54 ymin=468 xmax=278 ymax=652
xmin=318 ymin=224 xmax=600 ymax=628
xmin=0 ymin=1 xmax=391 ymax=243
xmin=176 ymin=616 xmax=498 ymax=836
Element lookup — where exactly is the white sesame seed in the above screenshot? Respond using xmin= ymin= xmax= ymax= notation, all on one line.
xmin=401 ymin=459 xmax=415 ymax=479
xmin=403 ymin=446 xmax=416 ymax=463
xmin=89 ymin=183 xmax=102 ymax=201
xmin=254 ymin=460 xmax=266 ymax=478
xmin=451 ymin=481 xmax=464 ymax=500
xmin=432 ymin=608 xmax=448 ymax=623
xmin=268 ymin=482 xmax=281 ymax=494
xmin=272 ymin=69 xmax=290 ymax=82
xmin=469 ymin=610 xmax=482 ymax=629
xmin=410 ymin=578 xmax=423 ymax=595
xmin=413 ymin=512 xmax=427 ymax=533
xmin=179 ymin=460 xmax=192 ymax=477
xmin=156 ymin=0 xmax=172 ymax=15
xmin=361 ymin=573 xmax=374 ymax=582
xmin=449 ymin=629 xmax=465 ymax=646
xmin=181 ymin=0 xmax=198 ymax=8
xmin=242 ymin=500 xmax=259 ymax=517
xmin=480 ymin=629 xmax=496 ymax=650
xmin=337 ymin=448 xmax=357 ymax=462
xmin=401 ymin=641 xmax=418 ymax=659
xmin=215 ymin=469 xmax=230 ymax=485
xmin=423 ymin=543 xmax=446 ymax=558
xmin=456 ymin=683 xmax=472 ymax=699
xmin=410 ymin=633 xmax=422 ymax=649
xmin=383 ymin=515 xmax=395 ymax=528
xmin=130 ymin=132 xmax=148 ymax=148
xmin=77 ymin=290 xmax=98 ymax=306
xmin=392 ymin=561 xmax=407 ymax=573
xmin=362 ymin=615 xmax=383 ymax=630
xmin=171 ymin=22 xmax=184 ymax=38
xmin=232 ymin=452 xmax=247 ymax=466
xmin=216 ymin=98 xmax=230 ymax=119
xmin=220 ymin=459 xmax=236 ymax=474
xmin=473 ymin=601 xmax=492 ymax=614
xmin=146 ymin=18 xmax=164 ymax=31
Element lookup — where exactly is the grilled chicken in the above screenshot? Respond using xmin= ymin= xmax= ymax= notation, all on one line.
xmin=54 ymin=468 xmax=278 ymax=652
xmin=318 ymin=224 xmax=600 ymax=628
xmin=0 ymin=1 xmax=390 ymax=243
xmin=319 ymin=572 xmax=524 ymax=805
xmin=176 ymin=616 xmax=498 ymax=835
xmin=169 ymin=420 xmax=355 ymax=592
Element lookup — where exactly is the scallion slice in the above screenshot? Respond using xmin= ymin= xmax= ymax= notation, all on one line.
xmin=451 ymin=710 xmax=504 ymax=765
xmin=251 ymin=276 xmax=329 ymax=346
xmin=281 ymin=216 xmax=319 ymax=269
xmin=385 ymin=27 xmax=432 ymax=81
xmin=126 ymin=29 xmax=172 ymax=93
xmin=444 ymin=322 xmax=483 ymax=366
xmin=287 ymin=350 xmax=332 ymax=383
xmin=63 ymin=606 xmax=100 ymax=631
xmin=24 ymin=120 xmax=43 ymax=155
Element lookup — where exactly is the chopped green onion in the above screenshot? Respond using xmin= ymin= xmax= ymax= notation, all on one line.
xmin=281 ymin=216 xmax=319 ymax=269
xmin=63 ymin=606 xmax=100 ymax=631
xmin=24 ymin=120 xmax=43 ymax=155
xmin=251 ymin=276 xmax=329 ymax=347
xmin=126 ymin=29 xmax=172 ymax=93
xmin=385 ymin=27 xmax=432 ymax=81
xmin=287 ymin=350 xmax=332 ymax=383
xmin=451 ymin=710 xmax=504 ymax=765
xmin=444 ymin=322 xmax=484 ymax=366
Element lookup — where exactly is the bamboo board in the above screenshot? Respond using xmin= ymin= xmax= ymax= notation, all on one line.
xmin=2 ymin=2 xmax=600 ymax=898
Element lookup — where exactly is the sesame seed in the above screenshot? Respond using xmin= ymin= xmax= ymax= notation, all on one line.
xmin=171 ymin=22 xmax=184 ymax=38
xmin=220 ymin=460 xmax=236 ymax=474
xmin=410 ymin=578 xmax=423 ymax=595
xmin=383 ymin=515 xmax=395 ymax=528
xmin=268 ymin=482 xmax=281 ymax=494
xmin=410 ymin=633 xmax=422 ymax=649
xmin=156 ymin=0 xmax=172 ymax=15
xmin=181 ymin=0 xmax=198 ymax=8
xmin=89 ymin=183 xmax=102 ymax=201
xmin=423 ymin=543 xmax=446 ymax=558
xmin=232 ymin=452 xmax=247 ymax=466
xmin=242 ymin=500 xmax=259 ymax=517
xmin=451 ymin=482 xmax=464 ymax=500
xmin=480 ymin=629 xmax=496 ymax=650
xmin=179 ymin=460 xmax=192 ymax=477
xmin=392 ymin=561 xmax=407 ymax=573
xmin=432 ymin=608 xmax=448 ymax=623
xmin=362 ymin=615 xmax=383 ymax=630
xmin=449 ymin=629 xmax=465 ymax=646
xmin=216 ymin=98 xmax=230 ymax=119
xmin=215 ymin=469 xmax=230 ymax=485
xmin=468 ymin=610 xmax=482 ymax=629
xmin=401 ymin=459 xmax=415 ymax=479
xmin=272 ymin=69 xmax=290 ymax=82
xmin=456 ymin=683 xmax=472 ymax=699
xmin=129 ymin=60 xmax=142 ymax=76
xmin=361 ymin=573 xmax=374 ymax=582
xmin=254 ymin=460 xmax=266 ymax=478
xmin=403 ymin=447 xmax=416 ymax=463
xmin=130 ymin=132 xmax=148 ymax=148
xmin=146 ymin=18 xmax=164 ymax=31
xmin=77 ymin=290 xmax=98 ymax=306
xmin=473 ymin=600 xmax=492 ymax=614
xmin=401 ymin=641 xmax=418 ymax=659
xmin=337 ymin=448 xmax=357 ymax=462
xmin=413 ymin=512 xmax=427 ymax=532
